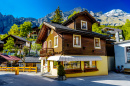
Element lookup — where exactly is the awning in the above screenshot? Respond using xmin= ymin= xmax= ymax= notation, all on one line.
xmin=0 ymin=53 xmax=21 ymax=61
xmin=39 ymin=57 xmax=46 ymax=60
xmin=47 ymin=56 xmax=102 ymax=61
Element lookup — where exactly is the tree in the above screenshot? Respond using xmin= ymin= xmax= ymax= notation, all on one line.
xmin=0 ymin=34 xmax=8 ymax=40
xmin=68 ymin=11 xmax=79 ymax=19
xmin=8 ymin=24 xmax=20 ymax=36
xmin=121 ymin=19 xmax=130 ymax=40
xmin=92 ymin=23 xmax=105 ymax=35
xmin=23 ymin=46 xmax=29 ymax=56
xmin=31 ymin=43 xmax=42 ymax=56
xmin=51 ymin=6 xmax=63 ymax=23
xmin=19 ymin=21 xmax=32 ymax=37
xmin=39 ymin=23 xmax=43 ymax=29
xmin=3 ymin=37 xmax=15 ymax=54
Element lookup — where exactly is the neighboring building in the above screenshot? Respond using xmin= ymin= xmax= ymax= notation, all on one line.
xmin=102 ymin=27 xmax=124 ymax=42
xmin=18 ymin=57 xmax=41 ymax=71
xmin=0 ymin=53 xmax=20 ymax=67
xmin=36 ymin=11 xmax=114 ymax=77
xmin=28 ymin=26 xmax=40 ymax=40
xmin=114 ymin=40 xmax=130 ymax=70
xmin=1 ymin=35 xmax=31 ymax=55
xmin=0 ymin=40 xmax=4 ymax=51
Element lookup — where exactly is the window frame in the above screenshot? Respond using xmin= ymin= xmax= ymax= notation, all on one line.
xmin=53 ymin=61 xmax=58 ymax=69
xmin=54 ymin=35 xmax=58 ymax=48
xmin=94 ymin=37 xmax=101 ymax=49
xmin=125 ymin=46 xmax=130 ymax=63
xmin=84 ymin=61 xmax=97 ymax=69
xmin=63 ymin=61 xmax=81 ymax=70
xmin=81 ymin=20 xmax=87 ymax=30
xmin=73 ymin=34 xmax=81 ymax=48
xmin=48 ymin=40 xmax=52 ymax=48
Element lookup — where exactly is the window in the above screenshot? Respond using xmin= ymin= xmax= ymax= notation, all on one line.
xmin=44 ymin=41 xmax=47 ymax=48
xmin=64 ymin=61 xmax=81 ymax=70
xmin=48 ymin=40 xmax=52 ymax=48
xmin=126 ymin=47 xmax=130 ymax=63
xmin=84 ymin=61 xmax=96 ymax=68
xmin=81 ymin=20 xmax=87 ymax=30
xmin=53 ymin=61 xmax=58 ymax=68
xmin=94 ymin=38 xmax=101 ymax=49
xmin=54 ymin=35 xmax=58 ymax=48
xmin=33 ymin=63 xmax=36 ymax=67
xmin=73 ymin=35 xmax=81 ymax=47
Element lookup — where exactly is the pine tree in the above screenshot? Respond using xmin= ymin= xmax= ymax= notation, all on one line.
xmin=51 ymin=6 xmax=63 ymax=23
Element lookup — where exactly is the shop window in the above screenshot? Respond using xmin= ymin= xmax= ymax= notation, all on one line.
xmin=84 ymin=61 xmax=96 ymax=68
xmin=64 ymin=61 xmax=81 ymax=70
xmin=73 ymin=34 xmax=81 ymax=48
xmin=33 ymin=63 xmax=36 ymax=67
xmin=26 ymin=63 xmax=32 ymax=67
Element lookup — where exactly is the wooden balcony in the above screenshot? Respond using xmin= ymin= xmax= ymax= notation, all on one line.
xmin=40 ymin=48 xmax=54 ymax=57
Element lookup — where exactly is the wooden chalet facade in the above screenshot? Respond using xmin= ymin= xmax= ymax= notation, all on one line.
xmin=2 ymin=35 xmax=31 ymax=55
xmin=36 ymin=11 xmax=114 ymax=77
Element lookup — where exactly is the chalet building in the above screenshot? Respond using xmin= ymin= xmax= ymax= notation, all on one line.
xmin=36 ymin=11 xmax=114 ymax=77
xmin=0 ymin=53 xmax=20 ymax=67
xmin=18 ymin=56 xmax=41 ymax=71
xmin=28 ymin=26 xmax=40 ymax=40
xmin=102 ymin=27 xmax=124 ymax=42
xmin=1 ymin=35 xmax=31 ymax=55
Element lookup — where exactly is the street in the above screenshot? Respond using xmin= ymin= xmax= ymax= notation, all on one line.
xmin=0 ymin=72 xmax=130 ymax=86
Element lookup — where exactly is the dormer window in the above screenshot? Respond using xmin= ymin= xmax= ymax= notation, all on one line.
xmin=81 ymin=20 xmax=87 ymax=30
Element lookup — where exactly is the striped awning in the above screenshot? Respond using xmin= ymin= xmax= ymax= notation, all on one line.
xmin=47 ymin=56 xmax=102 ymax=61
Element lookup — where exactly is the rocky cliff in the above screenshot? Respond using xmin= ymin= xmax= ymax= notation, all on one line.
xmin=0 ymin=7 xmax=130 ymax=34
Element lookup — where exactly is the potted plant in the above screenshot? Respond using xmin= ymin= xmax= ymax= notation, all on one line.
xmin=57 ymin=64 xmax=66 ymax=81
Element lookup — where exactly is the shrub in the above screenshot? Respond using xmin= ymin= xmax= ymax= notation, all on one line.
xmin=58 ymin=64 xmax=65 ymax=76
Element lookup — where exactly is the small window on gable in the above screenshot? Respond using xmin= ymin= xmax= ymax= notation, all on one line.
xmin=94 ymin=38 xmax=101 ymax=49
xmin=73 ymin=34 xmax=81 ymax=48
xmin=81 ymin=20 xmax=87 ymax=30
xmin=54 ymin=35 xmax=58 ymax=48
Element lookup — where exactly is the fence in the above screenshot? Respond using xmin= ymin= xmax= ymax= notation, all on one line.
xmin=0 ymin=67 xmax=37 ymax=73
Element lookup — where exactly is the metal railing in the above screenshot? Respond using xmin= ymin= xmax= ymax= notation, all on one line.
xmin=40 ymin=48 xmax=54 ymax=57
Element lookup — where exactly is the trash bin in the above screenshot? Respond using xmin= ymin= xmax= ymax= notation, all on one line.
xmin=15 ymin=67 xmax=19 ymax=75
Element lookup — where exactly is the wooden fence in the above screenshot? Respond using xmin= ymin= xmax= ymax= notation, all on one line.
xmin=0 ymin=67 xmax=37 ymax=73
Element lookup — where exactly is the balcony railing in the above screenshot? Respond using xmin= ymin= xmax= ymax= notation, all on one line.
xmin=40 ymin=48 xmax=54 ymax=57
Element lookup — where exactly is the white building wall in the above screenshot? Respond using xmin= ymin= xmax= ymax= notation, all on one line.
xmin=114 ymin=43 xmax=130 ymax=69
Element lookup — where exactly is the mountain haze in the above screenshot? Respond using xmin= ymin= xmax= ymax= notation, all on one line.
xmin=0 ymin=7 xmax=130 ymax=34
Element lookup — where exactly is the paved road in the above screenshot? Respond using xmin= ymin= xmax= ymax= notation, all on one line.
xmin=0 ymin=72 xmax=130 ymax=86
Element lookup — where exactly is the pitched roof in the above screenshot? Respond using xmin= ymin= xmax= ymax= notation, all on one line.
xmin=2 ymin=35 xmax=30 ymax=42
xmin=18 ymin=57 xmax=40 ymax=63
xmin=114 ymin=40 xmax=130 ymax=45
xmin=102 ymin=27 xmax=122 ymax=34
xmin=62 ymin=11 xmax=97 ymax=26
xmin=42 ymin=22 xmax=109 ymax=38
xmin=0 ymin=53 xmax=21 ymax=61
